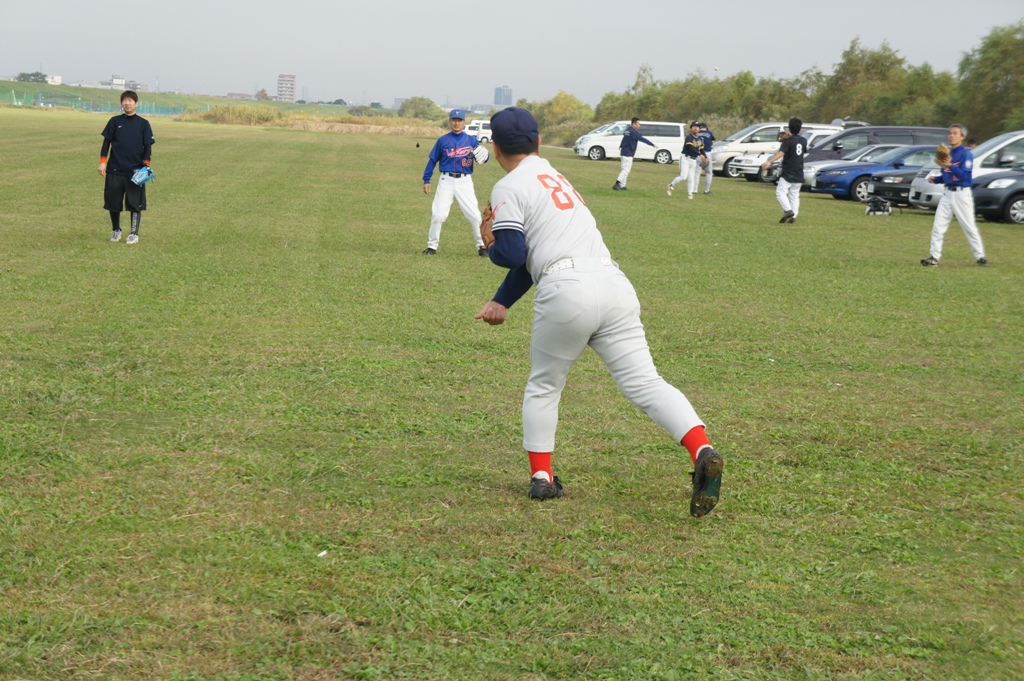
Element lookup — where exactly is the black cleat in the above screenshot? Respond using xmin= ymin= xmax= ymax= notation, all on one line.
xmin=478 ymin=247 xmax=488 ymax=257
xmin=529 ymin=475 xmax=564 ymax=500
xmin=920 ymin=256 xmax=939 ymax=267
xmin=977 ymin=257 xmax=989 ymax=267
xmin=612 ymin=181 xmax=623 ymax=190
xmin=787 ymin=217 xmax=796 ymax=224
xmin=423 ymin=248 xmax=437 ymax=255
xmin=779 ymin=210 xmax=795 ymax=224
xmin=690 ymin=447 xmax=723 ymax=517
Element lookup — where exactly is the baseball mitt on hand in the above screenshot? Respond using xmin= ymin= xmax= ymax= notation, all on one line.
xmin=479 ymin=202 xmax=495 ymax=251
xmin=935 ymin=143 xmax=951 ymax=168
xmin=472 ymin=145 xmax=489 ymax=164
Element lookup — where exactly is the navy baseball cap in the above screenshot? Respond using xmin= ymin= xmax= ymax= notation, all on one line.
xmin=490 ymin=107 xmax=539 ymax=146
xmin=449 ymin=108 xmax=466 ymax=120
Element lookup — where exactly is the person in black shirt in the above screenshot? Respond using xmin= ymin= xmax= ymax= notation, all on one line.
xmin=99 ymin=90 xmax=155 ymax=244
xmin=761 ymin=118 xmax=807 ymax=224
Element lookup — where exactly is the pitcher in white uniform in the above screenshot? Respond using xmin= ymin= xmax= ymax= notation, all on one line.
xmin=474 ymin=107 xmax=724 ymax=517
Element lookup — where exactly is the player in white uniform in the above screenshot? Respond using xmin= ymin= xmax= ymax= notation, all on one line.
xmin=475 ymin=108 xmax=724 ymax=517
xmin=422 ymin=109 xmax=487 ymax=256
xmin=921 ymin=124 xmax=988 ymax=267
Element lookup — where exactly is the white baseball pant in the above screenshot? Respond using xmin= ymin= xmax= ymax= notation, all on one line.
xmin=669 ymin=157 xmax=699 ymax=195
xmin=427 ymin=174 xmax=483 ymax=251
xmin=616 ymin=156 xmax=634 ymax=186
xmin=776 ymin=177 xmax=800 ymax=216
xmin=929 ymin=187 xmax=985 ymax=261
xmin=701 ymin=158 xmax=713 ymax=192
xmin=522 ymin=257 xmax=704 ymax=452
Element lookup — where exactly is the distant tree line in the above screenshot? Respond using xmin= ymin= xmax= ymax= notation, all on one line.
xmin=514 ymin=21 xmax=1024 ymax=146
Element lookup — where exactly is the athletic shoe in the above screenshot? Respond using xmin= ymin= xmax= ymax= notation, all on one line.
xmin=666 ymin=184 xmax=673 ymax=196
xmin=478 ymin=247 xmax=488 ymax=257
xmin=612 ymin=181 xmax=623 ymax=191
xmin=920 ymin=256 xmax=939 ymax=267
xmin=423 ymin=248 xmax=437 ymax=255
xmin=528 ymin=474 xmax=564 ymax=500
xmin=977 ymin=257 xmax=989 ymax=266
xmin=110 ymin=229 xmax=122 ymax=242
xmin=787 ymin=217 xmax=796 ymax=224
xmin=687 ymin=194 xmax=693 ymax=200
xmin=779 ymin=210 xmax=795 ymax=224
xmin=126 ymin=233 xmax=139 ymax=245
xmin=690 ymin=447 xmax=723 ymax=518
xmin=704 ymin=190 xmax=712 ymax=195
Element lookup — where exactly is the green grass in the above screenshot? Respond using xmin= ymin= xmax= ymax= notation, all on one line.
xmin=1 ymin=107 xmax=1022 ymax=680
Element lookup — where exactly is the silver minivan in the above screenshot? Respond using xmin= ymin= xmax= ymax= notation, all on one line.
xmin=908 ymin=130 xmax=1024 ymax=209
xmin=574 ymin=121 xmax=688 ymax=164
xmin=710 ymin=121 xmax=842 ymax=178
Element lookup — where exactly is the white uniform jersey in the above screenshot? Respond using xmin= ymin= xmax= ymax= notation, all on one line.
xmin=490 ymin=155 xmax=612 ymax=279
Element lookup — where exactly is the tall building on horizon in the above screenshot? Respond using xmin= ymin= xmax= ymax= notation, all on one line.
xmin=277 ymin=74 xmax=297 ymax=103
xmin=494 ymin=85 xmax=512 ymax=108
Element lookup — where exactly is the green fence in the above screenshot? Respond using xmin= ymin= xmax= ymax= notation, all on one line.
xmin=5 ymin=90 xmax=202 ymax=116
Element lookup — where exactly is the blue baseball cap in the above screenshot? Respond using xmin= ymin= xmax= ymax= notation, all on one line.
xmin=449 ymin=108 xmax=466 ymax=120
xmin=490 ymin=107 xmax=539 ymax=146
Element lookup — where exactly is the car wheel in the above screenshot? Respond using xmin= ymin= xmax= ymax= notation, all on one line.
xmin=588 ymin=146 xmax=605 ymax=161
xmin=654 ymin=149 xmax=672 ymax=164
xmin=744 ymin=174 xmax=759 ymax=182
xmin=756 ymin=168 xmax=773 ymax=183
xmin=851 ymin=177 xmax=871 ymax=202
xmin=724 ymin=159 xmax=742 ymax=178
xmin=480 ymin=136 xmax=489 ymax=144
xmin=1005 ymin=194 xmax=1024 ymax=224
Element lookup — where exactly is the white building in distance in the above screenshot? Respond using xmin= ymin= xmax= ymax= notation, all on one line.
xmin=277 ymin=74 xmax=297 ymax=102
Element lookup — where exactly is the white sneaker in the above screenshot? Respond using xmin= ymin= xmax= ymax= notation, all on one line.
xmin=126 ymin=233 xmax=139 ymax=245
xmin=110 ymin=229 xmax=122 ymax=242
xmin=688 ymin=194 xmax=693 ymax=200
xmin=666 ymin=184 xmax=673 ymax=196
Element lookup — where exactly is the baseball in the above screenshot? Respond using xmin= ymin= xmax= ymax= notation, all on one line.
xmin=714 ymin=67 xmax=719 ymax=71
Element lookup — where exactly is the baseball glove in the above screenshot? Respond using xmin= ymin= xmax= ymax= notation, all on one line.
xmin=472 ymin=145 xmax=489 ymax=164
xmin=935 ymin=143 xmax=951 ymax=168
xmin=131 ymin=165 xmax=155 ymax=186
xmin=479 ymin=202 xmax=495 ymax=251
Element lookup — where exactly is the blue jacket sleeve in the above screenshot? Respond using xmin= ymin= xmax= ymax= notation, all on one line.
xmin=493 ymin=266 xmax=533 ymax=308
xmin=423 ymin=139 xmax=443 ymax=183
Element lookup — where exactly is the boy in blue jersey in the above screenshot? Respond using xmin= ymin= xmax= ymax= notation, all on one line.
xmin=921 ymin=124 xmax=988 ymax=267
xmin=422 ymin=109 xmax=488 ymax=256
xmin=99 ymin=90 xmax=154 ymax=245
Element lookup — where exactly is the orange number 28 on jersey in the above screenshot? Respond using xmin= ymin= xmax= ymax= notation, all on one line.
xmin=537 ymin=174 xmax=585 ymax=211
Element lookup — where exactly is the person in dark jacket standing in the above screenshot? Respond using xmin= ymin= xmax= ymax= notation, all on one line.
xmin=99 ymin=90 xmax=154 ymax=244
xmin=761 ymin=118 xmax=807 ymax=224
xmin=613 ymin=118 xmax=657 ymax=190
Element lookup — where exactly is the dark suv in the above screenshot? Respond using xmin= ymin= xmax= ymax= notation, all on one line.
xmin=805 ymin=126 xmax=947 ymax=163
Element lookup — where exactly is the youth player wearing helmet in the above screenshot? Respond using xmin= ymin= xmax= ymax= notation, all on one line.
xmin=761 ymin=118 xmax=806 ymax=224
xmin=920 ymin=124 xmax=988 ymax=267
xmin=99 ymin=90 xmax=154 ymax=245
xmin=612 ymin=118 xmax=657 ymax=191
xmin=667 ymin=122 xmax=706 ymax=200
xmin=475 ymin=107 xmax=724 ymax=517
xmin=422 ymin=109 xmax=488 ymax=256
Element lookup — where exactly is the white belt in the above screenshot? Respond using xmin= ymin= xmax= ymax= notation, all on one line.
xmin=542 ymin=257 xmax=615 ymax=275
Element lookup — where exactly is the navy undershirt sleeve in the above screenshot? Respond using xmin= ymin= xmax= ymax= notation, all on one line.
xmin=487 ymin=229 xmax=532 ymax=308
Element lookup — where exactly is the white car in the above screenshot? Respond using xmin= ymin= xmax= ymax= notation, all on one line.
xmin=465 ymin=120 xmax=492 ymax=143
xmin=573 ymin=120 xmax=688 ymax=164
xmin=728 ymin=130 xmax=850 ymax=182
xmin=908 ymin=130 xmax=1024 ymax=210
xmin=710 ymin=122 xmax=842 ymax=178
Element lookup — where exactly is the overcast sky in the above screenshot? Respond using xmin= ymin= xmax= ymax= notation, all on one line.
xmin=4 ymin=1 xmax=1021 ymax=108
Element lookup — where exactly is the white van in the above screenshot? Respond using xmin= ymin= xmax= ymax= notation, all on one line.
xmin=710 ymin=121 xmax=843 ymax=177
xmin=466 ymin=120 xmax=492 ymax=143
xmin=574 ymin=121 xmax=688 ymax=164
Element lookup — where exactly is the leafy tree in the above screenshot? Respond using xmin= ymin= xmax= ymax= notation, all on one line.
xmin=398 ymin=96 xmax=444 ymax=121
xmin=332 ymin=98 xmax=347 ymax=106
xmin=958 ymin=20 xmax=1024 ymax=138
xmin=369 ymin=101 xmax=383 ymax=109
xmin=811 ymin=39 xmax=908 ymax=123
xmin=16 ymin=71 xmax=47 ymax=83
xmin=255 ymin=89 xmax=270 ymax=101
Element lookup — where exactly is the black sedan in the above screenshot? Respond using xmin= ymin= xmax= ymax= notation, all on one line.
xmin=973 ymin=165 xmax=1024 ymax=225
xmin=866 ymin=166 xmax=921 ymax=206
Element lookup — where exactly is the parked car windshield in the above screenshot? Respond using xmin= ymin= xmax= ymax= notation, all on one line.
xmin=866 ymin=146 xmax=914 ymax=164
xmin=722 ymin=123 xmax=770 ymax=142
xmin=970 ymin=131 xmax=1020 ymax=158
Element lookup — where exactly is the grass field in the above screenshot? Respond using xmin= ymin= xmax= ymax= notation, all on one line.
xmin=1 ymin=107 xmax=1022 ymax=680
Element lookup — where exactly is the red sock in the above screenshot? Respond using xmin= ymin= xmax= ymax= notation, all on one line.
xmin=681 ymin=426 xmax=711 ymax=464
xmin=528 ymin=452 xmax=553 ymax=482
